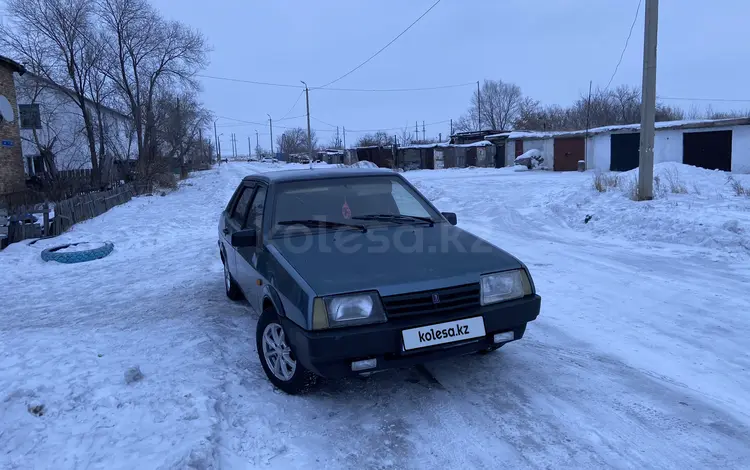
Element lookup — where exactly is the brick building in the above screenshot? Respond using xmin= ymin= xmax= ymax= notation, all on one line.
xmin=0 ymin=55 xmax=26 ymax=195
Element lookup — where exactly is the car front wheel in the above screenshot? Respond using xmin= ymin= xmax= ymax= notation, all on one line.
xmin=256 ymin=307 xmax=316 ymax=394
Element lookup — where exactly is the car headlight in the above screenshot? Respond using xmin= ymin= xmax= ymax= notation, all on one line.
xmin=312 ymin=292 xmax=387 ymax=330
xmin=480 ymin=270 xmax=532 ymax=305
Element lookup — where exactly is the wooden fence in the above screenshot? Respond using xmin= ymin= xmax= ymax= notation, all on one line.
xmin=1 ymin=184 xmax=135 ymax=247
xmin=51 ymin=184 xmax=135 ymax=236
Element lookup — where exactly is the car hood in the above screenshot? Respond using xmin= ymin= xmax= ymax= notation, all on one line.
xmin=267 ymin=224 xmax=523 ymax=297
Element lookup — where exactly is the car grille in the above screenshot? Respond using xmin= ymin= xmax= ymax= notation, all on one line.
xmin=382 ymin=283 xmax=480 ymax=319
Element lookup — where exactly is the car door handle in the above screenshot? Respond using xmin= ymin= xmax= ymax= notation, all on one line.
xmin=222 ymin=228 xmax=230 ymax=235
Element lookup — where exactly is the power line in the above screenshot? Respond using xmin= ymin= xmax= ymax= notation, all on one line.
xmin=311 ymin=117 xmax=338 ymax=128
xmin=197 ymin=74 xmax=304 ymax=89
xmin=604 ymin=0 xmax=643 ymax=91
xmin=314 ymin=82 xmax=476 ymax=93
xmin=315 ymin=0 xmax=443 ymax=89
xmin=657 ymin=96 xmax=750 ymax=103
xmin=279 ymin=90 xmax=305 ymax=120
xmin=277 ymin=113 xmax=308 ymax=122
xmin=346 ymin=119 xmax=451 ymax=133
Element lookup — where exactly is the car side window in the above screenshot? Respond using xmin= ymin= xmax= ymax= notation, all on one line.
xmin=231 ymin=186 xmax=254 ymax=225
xmin=245 ymin=186 xmax=267 ymax=231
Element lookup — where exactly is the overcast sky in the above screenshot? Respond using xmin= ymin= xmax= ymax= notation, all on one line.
xmin=151 ymin=0 xmax=749 ymax=149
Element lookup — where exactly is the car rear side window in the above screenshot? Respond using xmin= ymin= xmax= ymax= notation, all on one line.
xmin=245 ymin=186 xmax=267 ymax=231
xmin=232 ymin=186 xmax=254 ymax=225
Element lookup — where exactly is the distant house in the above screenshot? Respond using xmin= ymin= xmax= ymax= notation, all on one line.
xmin=14 ymin=72 xmax=135 ymax=180
xmin=500 ymin=118 xmax=750 ymax=172
xmin=316 ymin=149 xmax=345 ymax=164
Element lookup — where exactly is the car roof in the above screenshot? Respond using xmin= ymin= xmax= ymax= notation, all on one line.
xmin=242 ymin=167 xmax=396 ymax=184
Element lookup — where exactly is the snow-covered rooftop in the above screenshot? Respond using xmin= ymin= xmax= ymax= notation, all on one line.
xmin=454 ymin=140 xmax=493 ymax=148
xmin=506 ymin=117 xmax=750 ymax=140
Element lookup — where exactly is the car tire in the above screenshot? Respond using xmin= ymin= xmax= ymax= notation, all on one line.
xmin=223 ymin=258 xmax=244 ymax=301
xmin=256 ymin=307 xmax=316 ymax=394
xmin=41 ymin=241 xmax=114 ymax=264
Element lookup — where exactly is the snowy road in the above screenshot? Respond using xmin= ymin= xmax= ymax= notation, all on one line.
xmin=2 ymin=163 xmax=749 ymax=469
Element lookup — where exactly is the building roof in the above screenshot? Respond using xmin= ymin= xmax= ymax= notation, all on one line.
xmin=401 ymin=143 xmax=441 ymax=149
xmin=454 ymin=140 xmax=493 ymax=148
xmin=0 ymin=55 xmax=26 ymax=75
xmin=505 ymin=117 xmax=750 ymax=140
xmin=243 ymin=167 xmax=393 ymax=183
xmin=18 ymin=71 xmax=130 ymax=121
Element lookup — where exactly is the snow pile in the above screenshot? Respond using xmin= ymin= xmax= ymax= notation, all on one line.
xmin=550 ymin=163 xmax=750 ymax=256
xmin=350 ymin=160 xmax=378 ymax=169
xmin=55 ymin=242 xmax=108 ymax=253
xmin=514 ymin=148 xmax=545 ymax=169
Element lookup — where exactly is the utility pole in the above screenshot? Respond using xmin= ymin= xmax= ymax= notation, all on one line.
xmin=213 ymin=118 xmax=219 ymax=163
xmin=450 ymin=119 xmax=453 ymax=137
xmin=477 ymin=80 xmax=481 ymax=131
xmin=199 ymin=128 xmax=203 ymax=162
xmin=301 ymin=81 xmax=313 ymax=168
xmin=267 ymin=114 xmax=274 ymax=156
xmin=439 ymin=132 xmax=442 ymax=142
xmin=422 ymin=121 xmax=426 ymax=141
xmin=415 ymin=121 xmax=419 ymax=142
xmin=336 ymin=126 xmax=340 ymax=148
xmin=585 ymin=80 xmax=592 ymax=169
xmin=248 ymin=136 xmax=251 ymax=159
xmin=343 ymin=126 xmax=346 ymax=149
xmin=638 ymin=0 xmax=658 ymax=200
xmin=255 ymin=130 xmax=260 ymax=159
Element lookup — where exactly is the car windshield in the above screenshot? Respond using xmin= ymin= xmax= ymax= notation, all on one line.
xmin=271 ymin=175 xmax=441 ymax=234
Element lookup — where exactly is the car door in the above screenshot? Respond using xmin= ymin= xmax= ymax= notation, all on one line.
xmin=235 ymin=184 xmax=268 ymax=311
xmin=224 ymin=183 xmax=256 ymax=282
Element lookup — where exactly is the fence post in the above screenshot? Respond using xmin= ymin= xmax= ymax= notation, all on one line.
xmin=43 ymin=202 xmax=50 ymax=238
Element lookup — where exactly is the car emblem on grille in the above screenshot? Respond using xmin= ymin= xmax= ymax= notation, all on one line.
xmin=432 ymin=293 xmax=440 ymax=304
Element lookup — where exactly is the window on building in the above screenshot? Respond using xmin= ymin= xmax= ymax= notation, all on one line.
xmin=19 ymin=104 xmax=42 ymax=129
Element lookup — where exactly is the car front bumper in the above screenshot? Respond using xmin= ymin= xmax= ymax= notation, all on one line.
xmin=282 ymin=294 xmax=541 ymax=378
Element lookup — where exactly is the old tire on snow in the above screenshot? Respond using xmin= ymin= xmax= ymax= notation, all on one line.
xmin=41 ymin=241 xmax=114 ymax=264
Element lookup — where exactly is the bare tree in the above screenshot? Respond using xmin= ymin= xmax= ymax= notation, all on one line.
xmin=327 ymin=132 xmax=343 ymax=150
xmin=276 ymin=127 xmax=317 ymax=155
xmin=97 ymin=0 xmax=209 ymax=172
xmin=454 ymin=79 xmax=524 ymax=132
xmin=2 ymin=0 xmax=108 ymax=183
xmin=154 ymin=90 xmax=210 ymax=177
xmin=399 ymin=126 xmax=413 ymax=146
xmin=356 ymin=131 xmax=391 ymax=148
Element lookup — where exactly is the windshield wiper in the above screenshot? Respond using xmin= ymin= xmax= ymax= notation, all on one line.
xmin=352 ymin=214 xmax=435 ymax=227
xmin=277 ymin=219 xmax=367 ymax=233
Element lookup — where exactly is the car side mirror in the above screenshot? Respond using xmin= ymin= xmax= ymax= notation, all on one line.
xmin=231 ymin=228 xmax=257 ymax=247
xmin=441 ymin=212 xmax=457 ymax=225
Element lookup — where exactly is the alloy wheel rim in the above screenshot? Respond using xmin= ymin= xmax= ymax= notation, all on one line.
xmin=262 ymin=323 xmax=296 ymax=381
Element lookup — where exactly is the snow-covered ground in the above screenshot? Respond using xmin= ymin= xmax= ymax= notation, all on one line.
xmin=1 ymin=162 xmax=749 ymax=469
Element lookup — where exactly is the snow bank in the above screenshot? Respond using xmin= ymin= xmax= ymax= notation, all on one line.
xmin=551 ymin=163 xmax=750 ymax=256
xmin=350 ymin=160 xmax=378 ymax=169
xmin=514 ymin=148 xmax=545 ymax=169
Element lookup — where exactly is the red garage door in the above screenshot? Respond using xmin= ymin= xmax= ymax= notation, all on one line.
xmin=554 ymin=137 xmax=585 ymax=171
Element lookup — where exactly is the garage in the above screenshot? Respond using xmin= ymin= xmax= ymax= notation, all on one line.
xmin=683 ymin=130 xmax=732 ymax=171
xmin=553 ymin=137 xmax=585 ymax=171
xmin=610 ymin=133 xmax=640 ymax=171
